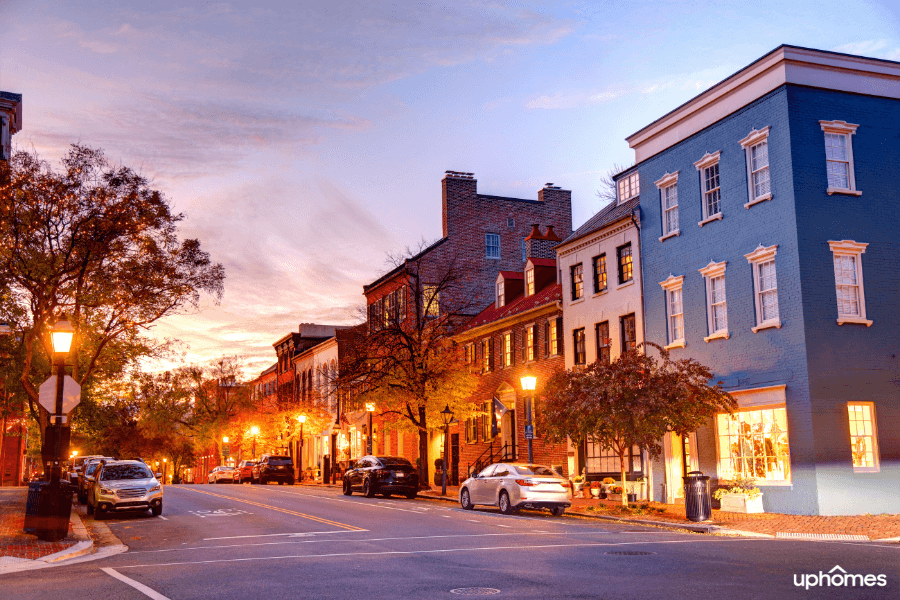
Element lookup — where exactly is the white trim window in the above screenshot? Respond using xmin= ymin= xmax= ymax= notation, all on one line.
xmin=828 ymin=240 xmax=871 ymax=326
xmin=693 ymin=152 xmax=722 ymax=225
xmin=847 ymin=402 xmax=879 ymax=472
xmin=525 ymin=267 xmax=535 ymax=297
xmin=820 ymin=120 xmax=860 ymax=195
xmin=485 ymin=233 xmax=501 ymax=259
xmin=496 ymin=281 xmax=505 ymax=308
xmin=655 ymin=171 xmax=680 ymax=241
xmin=745 ymin=244 xmax=780 ymax=332
xmin=739 ymin=128 xmax=771 ymax=208
xmin=617 ymin=171 xmax=640 ymax=203
xmin=503 ymin=332 xmax=513 ymax=368
xmin=659 ymin=274 xmax=685 ymax=348
xmin=699 ymin=260 xmax=728 ymax=341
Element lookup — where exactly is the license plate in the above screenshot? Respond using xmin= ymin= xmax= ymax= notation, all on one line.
xmin=395 ymin=472 xmax=405 ymax=477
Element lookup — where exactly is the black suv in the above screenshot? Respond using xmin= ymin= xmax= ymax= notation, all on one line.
xmin=251 ymin=455 xmax=294 ymax=485
xmin=342 ymin=456 xmax=418 ymax=499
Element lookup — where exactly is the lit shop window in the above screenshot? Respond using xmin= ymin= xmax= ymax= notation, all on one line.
xmin=716 ymin=407 xmax=791 ymax=482
xmin=847 ymin=402 xmax=879 ymax=472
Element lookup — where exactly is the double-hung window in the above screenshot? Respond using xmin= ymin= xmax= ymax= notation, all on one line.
xmin=496 ymin=282 xmax=505 ymax=308
xmin=525 ymin=325 xmax=535 ymax=362
xmin=693 ymin=152 xmax=722 ymax=225
xmin=617 ymin=243 xmax=633 ymax=284
xmin=659 ymin=275 xmax=685 ymax=348
xmin=847 ymin=402 xmax=879 ymax=472
xmin=621 ymin=314 xmax=636 ymax=353
xmin=502 ymin=332 xmax=514 ymax=368
xmin=525 ymin=268 xmax=535 ymax=296
xmin=592 ymin=254 xmax=607 ymax=294
xmin=595 ymin=321 xmax=610 ymax=364
xmin=745 ymin=244 xmax=780 ymax=332
xmin=573 ymin=328 xmax=586 ymax=365
xmin=655 ymin=171 xmax=679 ymax=240
xmin=828 ymin=240 xmax=871 ymax=326
xmin=571 ymin=263 xmax=583 ymax=300
xmin=485 ymin=233 xmax=501 ymax=259
xmin=617 ymin=171 xmax=640 ymax=203
xmin=548 ymin=319 xmax=559 ymax=356
xmin=482 ymin=338 xmax=493 ymax=373
xmin=820 ymin=120 xmax=860 ymax=195
xmin=739 ymin=128 xmax=771 ymax=207
xmin=699 ymin=260 xmax=729 ymax=341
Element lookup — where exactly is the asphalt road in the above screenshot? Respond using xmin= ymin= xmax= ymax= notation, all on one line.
xmin=2 ymin=483 xmax=898 ymax=599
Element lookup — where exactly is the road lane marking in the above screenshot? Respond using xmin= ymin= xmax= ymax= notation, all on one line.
xmin=249 ymin=487 xmax=435 ymax=515
xmin=114 ymin=538 xmax=766 ymax=569
xmin=496 ymin=525 xmax=511 ymax=528
xmin=101 ymin=567 xmax=171 ymax=599
xmin=204 ymin=530 xmax=365 ymax=541
xmin=176 ymin=486 xmax=364 ymax=531
xmin=156 ymin=516 xmax=168 ymax=521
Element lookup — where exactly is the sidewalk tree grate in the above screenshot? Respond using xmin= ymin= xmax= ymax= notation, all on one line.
xmin=450 ymin=588 xmax=501 ymax=595
xmin=605 ymin=550 xmax=656 ymax=555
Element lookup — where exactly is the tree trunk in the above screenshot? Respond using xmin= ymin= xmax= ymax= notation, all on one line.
xmin=418 ymin=404 xmax=429 ymax=489
xmin=619 ymin=448 xmax=628 ymax=507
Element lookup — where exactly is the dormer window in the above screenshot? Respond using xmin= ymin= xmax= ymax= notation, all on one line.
xmin=525 ymin=268 xmax=535 ymax=296
xmin=617 ymin=171 xmax=640 ymax=203
xmin=497 ymin=281 xmax=505 ymax=308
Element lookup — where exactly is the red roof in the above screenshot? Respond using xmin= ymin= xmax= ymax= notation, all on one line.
xmin=498 ymin=271 xmax=523 ymax=279
xmin=461 ymin=283 xmax=561 ymax=332
xmin=528 ymin=258 xmax=556 ymax=267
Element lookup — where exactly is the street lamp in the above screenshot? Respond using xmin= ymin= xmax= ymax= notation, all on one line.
xmin=440 ymin=404 xmax=454 ymax=497
xmin=162 ymin=458 xmax=167 ymax=484
xmin=49 ymin=317 xmax=75 ymax=483
xmin=250 ymin=426 xmax=260 ymax=458
xmin=297 ymin=415 xmax=306 ymax=481
xmin=365 ymin=403 xmax=375 ymax=455
xmin=520 ymin=367 xmax=537 ymax=464
xmin=222 ymin=436 xmax=229 ymax=465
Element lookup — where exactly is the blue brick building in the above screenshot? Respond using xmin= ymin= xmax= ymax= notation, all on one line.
xmin=618 ymin=46 xmax=899 ymax=515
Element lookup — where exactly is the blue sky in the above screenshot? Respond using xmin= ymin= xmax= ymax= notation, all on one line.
xmin=1 ymin=0 xmax=898 ymax=376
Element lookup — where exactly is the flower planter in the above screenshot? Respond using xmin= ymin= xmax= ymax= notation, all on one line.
xmin=607 ymin=493 xmax=622 ymax=503
xmin=590 ymin=487 xmax=601 ymax=498
xmin=718 ymin=492 xmax=764 ymax=514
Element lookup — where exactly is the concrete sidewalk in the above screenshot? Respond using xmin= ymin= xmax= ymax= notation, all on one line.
xmin=0 ymin=487 xmax=94 ymax=574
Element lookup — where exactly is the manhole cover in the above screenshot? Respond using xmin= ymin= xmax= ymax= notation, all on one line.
xmin=450 ymin=588 xmax=501 ymax=596
xmin=605 ymin=550 xmax=656 ymax=555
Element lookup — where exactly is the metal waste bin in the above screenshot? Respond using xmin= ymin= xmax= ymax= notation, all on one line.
xmin=35 ymin=481 xmax=74 ymax=541
xmin=683 ymin=471 xmax=711 ymax=522
xmin=23 ymin=481 xmax=46 ymax=534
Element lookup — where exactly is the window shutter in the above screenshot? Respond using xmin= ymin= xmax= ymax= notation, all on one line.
xmin=556 ymin=317 xmax=564 ymax=356
xmin=489 ymin=338 xmax=495 ymax=371
xmin=543 ymin=322 xmax=549 ymax=358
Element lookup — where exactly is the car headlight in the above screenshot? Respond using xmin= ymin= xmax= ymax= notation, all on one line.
xmin=99 ymin=487 xmax=115 ymax=495
xmin=149 ymin=484 xmax=161 ymax=492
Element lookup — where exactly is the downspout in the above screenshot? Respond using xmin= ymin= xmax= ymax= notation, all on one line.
xmin=630 ymin=206 xmax=653 ymax=502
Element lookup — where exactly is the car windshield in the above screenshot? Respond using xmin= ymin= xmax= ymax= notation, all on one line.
xmin=268 ymin=457 xmax=292 ymax=465
xmin=85 ymin=463 xmax=100 ymax=476
xmin=378 ymin=457 xmax=412 ymax=467
xmin=512 ymin=465 xmax=561 ymax=477
xmin=100 ymin=464 xmax=154 ymax=481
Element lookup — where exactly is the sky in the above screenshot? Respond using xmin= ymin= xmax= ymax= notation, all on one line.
xmin=1 ymin=0 xmax=898 ymax=377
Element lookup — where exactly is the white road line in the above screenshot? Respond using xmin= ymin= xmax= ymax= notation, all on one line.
xmin=441 ymin=515 xmax=452 ymax=518
xmin=467 ymin=519 xmax=480 ymax=522
xmin=496 ymin=525 xmax=511 ymax=528
xmin=101 ymin=567 xmax=171 ymax=599
xmin=204 ymin=529 xmax=364 ymax=541
xmin=156 ymin=516 xmax=168 ymax=521
xmin=114 ymin=538 xmax=765 ymax=569
xmin=249 ymin=487 xmax=433 ymax=514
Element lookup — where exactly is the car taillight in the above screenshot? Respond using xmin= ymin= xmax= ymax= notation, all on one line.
xmin=515 ymin=479 xmax=536 ymax=486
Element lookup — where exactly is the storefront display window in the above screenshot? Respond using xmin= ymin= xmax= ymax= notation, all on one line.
xmin=716 ymin=406 xmax=790 ymax=482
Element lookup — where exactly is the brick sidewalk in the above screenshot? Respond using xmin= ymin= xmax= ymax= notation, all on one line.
xmin=0 ymin=488 xmax=79 ymax=560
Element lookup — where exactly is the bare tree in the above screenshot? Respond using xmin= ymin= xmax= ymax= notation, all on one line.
xmin=596 ymin=163 xmax=633 ymax=207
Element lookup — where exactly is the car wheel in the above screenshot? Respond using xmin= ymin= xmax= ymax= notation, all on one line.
xmin=95 ymin=505 xmax=105 ymax=519
xmin=260 ymin=476 xmax=267 ymax=485
xmin=278 ymin=481 xmax=284 ymax=485
xmin=342 ymin=478 xmax=352 ymax=496
xmin=381 ymin=492 xmax=391 ymax=498
xmin=86 ymin=501 xmax=94 ymax=515
xmin=460 ymin=488 xmax=474 ymax=510
xmin=152 ymin=503 xmax=163 ymax=517
xmin=405 ymin=490 xmax=417 ymax=499
xmin=499 ymin=491 xmax=515 ymax=515
xmin=363 ymin=478 xmax=375 ymax=498
xmin=550 ymin=506 xmax=565 ymax=516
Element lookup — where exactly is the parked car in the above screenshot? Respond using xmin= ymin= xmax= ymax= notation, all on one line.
xmin=458 ymin=463 xmax=570 ymax=516
xmin=342 ymin=455 xmax=418 ymax=499
xmin=251 ymin=455 xmax=294 ymax=485
xmin=208 ymin=465 xmax=236 ymax=484
xmin=235 ymin=460 xmax=256 ymax=484
xmin=69 ymin=454 xmax=105 ymax=490
xmin=78 ymin=457 xmax=116 ymax=504
xmin=87 ymin=459 xmax=163 ymax=517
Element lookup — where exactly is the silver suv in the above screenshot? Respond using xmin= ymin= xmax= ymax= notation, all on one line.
xmin=88 ymin=460 xmax=164 ymax=517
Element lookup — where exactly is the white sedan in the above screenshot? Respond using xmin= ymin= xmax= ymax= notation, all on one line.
xmin=459 ymin=463 xmax=570 ymax=516
xmin=208 ymin=466 xmax=236 ymax=484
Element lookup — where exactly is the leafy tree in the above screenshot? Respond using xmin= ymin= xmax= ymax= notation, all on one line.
xmin=540 ymin=343 xmax=736 ymax=505
xmin=0 ymin=145 xmax=225 ymax=442
xmin=339 ymin=243 xmax=480 ymax=487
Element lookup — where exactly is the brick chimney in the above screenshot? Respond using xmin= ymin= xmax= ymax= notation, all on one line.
xmin=525 ymin=224 xmax=558 ymax=260
xmin=537 ymin=183 xmax=573 ymax=239
xmin=442 ymin=171 xmax=477 ymax=238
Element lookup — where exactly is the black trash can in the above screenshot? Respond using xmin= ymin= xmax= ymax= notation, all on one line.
xmin=35 ymin=481 xmax=74 ymax=541
xmin=683 ymin=470 xmax=711 ymax=522
xmin=23 ymin=481 xmax=46 ymax=534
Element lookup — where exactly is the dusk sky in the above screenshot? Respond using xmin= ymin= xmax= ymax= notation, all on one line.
xmin=2 ymin=1 xmax=898 ymax=377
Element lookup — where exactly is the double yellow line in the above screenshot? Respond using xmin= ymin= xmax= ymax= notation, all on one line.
xmin=179 ymin=486 xmax=364 ymax=531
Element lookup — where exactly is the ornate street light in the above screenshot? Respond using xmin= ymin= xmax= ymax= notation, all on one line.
xmin=365 ymin=403 xmax=375 ymax=455
xmin=520 ymin=367 xmax=537 ymax=464
xmin=440 ymin=404 xmax=454 ymax=496
xmin=250 ymin=426 xmax=260 ymax=458
xmin=297 ymin=415 xmax=306 ymax=481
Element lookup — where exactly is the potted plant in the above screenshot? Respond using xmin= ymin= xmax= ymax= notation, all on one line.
xmin=713 ymin=477 xmax=764 ymax=514
xmin=589 ymin=480 xmax=602 ymax=498
xmin=608 ymin=485 xmax=624 ymax=503
xmin=571 ymin=473 xmax=586 ymax=496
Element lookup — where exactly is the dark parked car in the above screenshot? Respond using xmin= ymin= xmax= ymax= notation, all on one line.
xmin=235 ymin=460 xmax=256 ymax=484
xmin=251 ymin=455 xmax=294 ymax=485
xmin=69 ymin=454 xmax=105 ymax=491
xmin=78 ymin=457 xmax=116 ymax=504
xmin=342 ymin=456 xmax=418 ymax=499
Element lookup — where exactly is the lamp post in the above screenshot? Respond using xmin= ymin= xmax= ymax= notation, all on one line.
xmin=365 ymin=403 xmax=375 ymax=455
xmin=520 ymin=368 xmax=537 ymax=464
xmin=49 ymin=317 xmax=75 ymax=485
xmin=222 ymin=436 xmax=229 ymax=466
xmin=162 ymin=458 xmax=167 ymax=484
xmin=250 ymin=426 xmax=260 ymax=458
xmin=440 ymin=404 xmax=453 ymax=497
xmin=0 ymin=322 xmax=11 ymax=488
xmin=297 ymin=415 xmax=306 ymax=481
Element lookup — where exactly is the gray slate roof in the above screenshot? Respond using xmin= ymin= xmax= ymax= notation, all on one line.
xmin=559 ymin=197 xmax=639 ymax=247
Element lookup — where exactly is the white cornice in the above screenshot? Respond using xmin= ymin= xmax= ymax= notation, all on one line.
xmin=556 ymin=220 xmax=634 ymax=257
xmin=738 ymin=126 xmax=771 ymax=148
xmin=820 ymin=120 xmax=859 ymax=135
xmin=659 ymin=274 xmax=684 ymax=291
xmin=627 ymin=46 xmax=900 ymax=162
xmin=828 ymin=239 xmax=868 ymax=254
xmin=654 ymin=171 xmax=679 ymax=189
xmin=693 ymin=151 xmax=721 ymax=170
xmin=744 ymin=244 xmax=778 ymax=264
xmin=698 ymin=260 xmax=727 ymax=278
